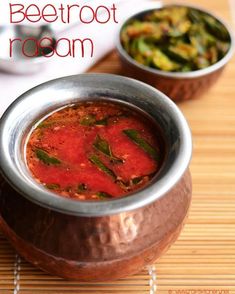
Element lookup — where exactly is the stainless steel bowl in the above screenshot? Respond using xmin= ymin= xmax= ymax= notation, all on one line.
xmin=0 ymin=25 xmax=55 ymax=74
xmin=117 ymin=4 xmax=235 ymax=101
xmin=0 ymin=74 xmax=192 ymax=280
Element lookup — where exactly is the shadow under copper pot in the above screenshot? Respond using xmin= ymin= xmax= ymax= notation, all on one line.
xmin=117 ymin=4 xmax=235 ymax=102
xmin=0 ymin=74 xmax=192 ymax=281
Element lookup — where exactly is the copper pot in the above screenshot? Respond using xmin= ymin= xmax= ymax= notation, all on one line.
xmin=0 ymin=74 xmax=192 ymax=281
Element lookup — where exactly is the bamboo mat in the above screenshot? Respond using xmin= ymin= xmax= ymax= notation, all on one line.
xmin=1 ymin=0 xmax=235 ymax=293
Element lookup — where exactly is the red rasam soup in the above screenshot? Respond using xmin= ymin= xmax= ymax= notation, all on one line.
xmin=26 ymin=101 xmax=163 ymax=200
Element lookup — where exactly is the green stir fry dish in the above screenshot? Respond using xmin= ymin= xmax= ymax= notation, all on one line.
xmin=121 ymin=6 xmax=230 ymax=72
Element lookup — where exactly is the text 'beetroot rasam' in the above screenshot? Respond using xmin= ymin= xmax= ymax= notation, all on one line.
xmin=26 ymin=101 xmax=164 ymax=200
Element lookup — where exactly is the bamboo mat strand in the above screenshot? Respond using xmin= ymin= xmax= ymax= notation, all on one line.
xmin=1 ymin=0 xmax=235 ymax=292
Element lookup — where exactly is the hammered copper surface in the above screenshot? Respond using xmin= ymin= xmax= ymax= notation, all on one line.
xmin=119 ymin=56 xmax=224 ymax=102
xmin=0 ymin=170 xmax=192 ymax=281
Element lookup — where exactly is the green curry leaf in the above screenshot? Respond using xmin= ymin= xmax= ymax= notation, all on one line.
xmin=96 ymin=191 xmax=113 ymax=199
xmin=89 ymin=154 xmax=116 ymax=180
xmin=45 ymin=183 xmax=60 ymax=190
xmin=35 ymin=149 xmax=61 ymax=165
xmin=123 ymin=129 xmax=160 ymax=161
xmin=80 ymin=114 xmax=96 ymax=126
xmin=93 ymin=135 xmax=124 ymax=164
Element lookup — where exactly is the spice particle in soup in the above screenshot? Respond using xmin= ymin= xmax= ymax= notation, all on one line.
xmin=26 ymin=101 xmax=162 ymax=201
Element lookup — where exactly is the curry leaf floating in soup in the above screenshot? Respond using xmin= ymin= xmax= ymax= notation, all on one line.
xmin=26 ymin=101 xmax=163 ymax=201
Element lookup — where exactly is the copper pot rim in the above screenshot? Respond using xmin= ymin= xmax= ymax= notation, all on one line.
xmin=117 ymin=3 xmax=235 ymax=79
xmin=0 ymin=74 xmax=192 ymax=217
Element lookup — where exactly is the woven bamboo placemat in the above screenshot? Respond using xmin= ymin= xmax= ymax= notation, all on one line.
xmin=1 ymin=0 xmax=235 ymax=293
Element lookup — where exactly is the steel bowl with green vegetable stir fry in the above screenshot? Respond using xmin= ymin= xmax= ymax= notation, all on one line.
xmin=121 ymin=6 xmax=231 ymax=72
xmin=117 ymin=5 xmax=234 ymax=101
